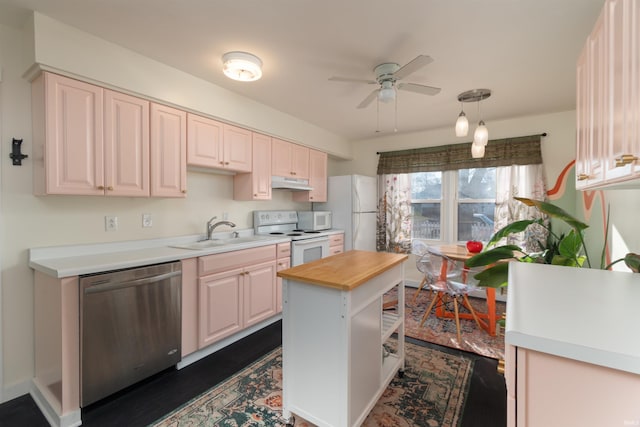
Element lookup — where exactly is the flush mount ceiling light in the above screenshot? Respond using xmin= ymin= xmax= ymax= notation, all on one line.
xmin=222 ymin=51 xmax=263 ymax=82
xmin=455 ymin=88 xmax=491 ymax=158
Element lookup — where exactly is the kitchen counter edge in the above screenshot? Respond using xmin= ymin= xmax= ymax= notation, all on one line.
xmin=29 ymin=232 xmax=291 ymax=278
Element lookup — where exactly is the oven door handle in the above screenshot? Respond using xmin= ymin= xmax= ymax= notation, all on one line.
xmin=293 ymin=236 xmax=329 ymax=246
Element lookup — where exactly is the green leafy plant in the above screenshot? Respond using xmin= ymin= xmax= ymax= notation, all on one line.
xmin=465 ymin=197 xmax=640 ymax=287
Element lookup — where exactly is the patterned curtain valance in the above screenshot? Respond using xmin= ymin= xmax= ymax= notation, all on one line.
xmin=376 ymin=134 xmax=544 ymax=174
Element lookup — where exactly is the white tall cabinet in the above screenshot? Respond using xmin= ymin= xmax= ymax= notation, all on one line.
xmin=278 ymin=250 xmax=407 ymax=427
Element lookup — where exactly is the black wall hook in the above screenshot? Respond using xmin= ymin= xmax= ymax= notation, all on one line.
xmin=10 ymin=138 xmax=28 ymax=165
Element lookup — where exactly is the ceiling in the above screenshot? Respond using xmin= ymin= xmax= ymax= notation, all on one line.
xmin=1 ymin=0 xmax=604 ymax=141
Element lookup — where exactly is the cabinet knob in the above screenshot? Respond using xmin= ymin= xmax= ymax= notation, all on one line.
xmin=107 ymin=186 xmax=114 ymax=191
xmin=219 ymin=161 xmax=224 ymax=165
xmin=225 ymin=162 xmax=229 ymax=165
xmin=497 ymin=359 xmax=505 ymax=375
xmin=97 ymin=185 xmax=105 ymax=190
xmin=254 ymin=194 xmax=258 ymax=197
xmin=614 ymin=154 xmax=638 ymax=167
xmin=577 ymin=173 xmax=590 ymax=181
xmin=182 ymin=189 xmax=187 ymax=194
xmin=291 ymin=171 xmax=296 ymax=175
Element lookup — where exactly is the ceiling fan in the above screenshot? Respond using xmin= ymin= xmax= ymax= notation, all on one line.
xmin=329 ymin=55 xmax=441 ymax=109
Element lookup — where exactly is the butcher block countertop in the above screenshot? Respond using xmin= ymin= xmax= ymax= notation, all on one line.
xmin=277 ymin=250 xmax=408 ymax=291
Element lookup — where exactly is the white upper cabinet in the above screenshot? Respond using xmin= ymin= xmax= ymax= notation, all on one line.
xmin=576 ymin=0 xmax=640 ymax=189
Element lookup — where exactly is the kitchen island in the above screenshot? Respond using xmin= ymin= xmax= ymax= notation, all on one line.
xmin=277 ymin=250 xmax=408 ymax=427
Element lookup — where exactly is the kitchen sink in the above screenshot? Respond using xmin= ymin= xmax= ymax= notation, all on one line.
xmin=171 ymin=235 xmax=274 ymax=250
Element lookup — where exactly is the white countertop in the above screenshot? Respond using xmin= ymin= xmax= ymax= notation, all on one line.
xmin=29 ymin=230 xmax=290 ymax=278
xmin=506 ymin=262 xmax=640 ymax=375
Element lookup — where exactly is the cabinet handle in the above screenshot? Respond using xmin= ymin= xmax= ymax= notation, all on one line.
xmin=107 ymin=186 xmax=114 ymax=191
xmin=224 ymin=162 xmax=229 ymax=165
xmin=615 ymin=154 xmax=638 ymax=167
xmin=497 ymin=359 xmax=505 ymax=375
xmin=291 ymin=171 xmax=296 ymax=175
xmin=577 ymin=173 xmax=590 ymax=181
xmin=219 ymin=161 xmax=224 ymax=165
xmin=309 ymin=196 xmax=313 ymax=200
xmin=97 ymin=185 xmax=105 ymax=190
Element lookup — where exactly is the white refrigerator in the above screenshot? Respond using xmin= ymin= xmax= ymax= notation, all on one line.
xmin=314 ymin=174 xmax=377 ymax=251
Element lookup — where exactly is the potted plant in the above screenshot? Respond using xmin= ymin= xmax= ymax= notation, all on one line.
xmin=465 ymin=197 xmax=640 ymax=288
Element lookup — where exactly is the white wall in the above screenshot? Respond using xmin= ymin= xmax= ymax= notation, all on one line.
xmin=0 ymin=14 xmax=352 ymax=400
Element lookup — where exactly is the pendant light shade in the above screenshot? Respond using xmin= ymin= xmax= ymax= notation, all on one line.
xmin=222 ymin=51 xmax=263 ymax=82
xmin=455 ymin=111 xmax=469 ymax=137
xmin=471 ymin=143 xmax=485 ymax=158
xmin=454 ymin=89 xmax=491 ymax=158
xmin=473 ymin=120 xmax=489 ymax=146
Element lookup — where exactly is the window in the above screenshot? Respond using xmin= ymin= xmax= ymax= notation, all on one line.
xmin=411 ymin=167 xmax=496 ymax=243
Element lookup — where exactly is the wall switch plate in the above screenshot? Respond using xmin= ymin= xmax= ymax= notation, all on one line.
xmin=142 ymin=213 xmax=153 ymax=228
xmin=105 ymin=215 xmax=118 ymax=231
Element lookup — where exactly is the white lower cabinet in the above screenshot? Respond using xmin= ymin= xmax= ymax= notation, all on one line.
xmin=196 ymin=245 xmax=277 ymax=349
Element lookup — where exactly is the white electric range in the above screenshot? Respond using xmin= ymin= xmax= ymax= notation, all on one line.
xmin=253 ymin=210 xmax=333 ymax=266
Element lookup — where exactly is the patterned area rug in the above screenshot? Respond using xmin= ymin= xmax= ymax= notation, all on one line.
xmin=151 ymin=341 xmax=473 ymax=427
xmin=402 ymin=287 xmax=506 ymax=360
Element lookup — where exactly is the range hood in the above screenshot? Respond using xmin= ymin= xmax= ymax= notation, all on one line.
xmin=271 ymin=176 xmax=313 ymax=191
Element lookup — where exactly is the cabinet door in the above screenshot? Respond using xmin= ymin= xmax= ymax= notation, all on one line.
xmin=44 ymin=73 xmax=104 ymax=195
xmin=252 ymin=133 xmax=272 ymax=199
xmin=243 ymin=261 xmax=277 ymax=327
xmin=199 ymin=269 xmax=243 ymax=348
xmin=223 ymin=124 xmax=252 ymax=172
xmin=104 ymin=90 xmax=150 ymax=197
xmin=186 ymin=113 xmax=223 ymax=168
xmin=587 ymin=10 xmax=607 ymax=187
xmin=272 ymin=138 xmax=294 ymax=177
xmin=576 ymin=45 xmax=591 ymax=189
xmin=605 ymin=0 xmax=640 ymax=182
xmin=150 ymin=103 xmax=187 ymax=197
xmin=293 ymin=149 xmax=327 ymax=202
xmin=291 ymin=144 xmax=310 ymax=179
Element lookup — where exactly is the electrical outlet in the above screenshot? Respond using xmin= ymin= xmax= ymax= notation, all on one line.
xmin=105 ymin=215 xmax=118 ymax=231
xmin=223 ymin=212 xmax=229 ymax=220
xmin=142 ymin=213 xmax=153 ymax=228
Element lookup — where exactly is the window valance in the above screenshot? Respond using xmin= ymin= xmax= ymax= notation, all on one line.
xmin=376 ymin=134 xmax=544 ymax=174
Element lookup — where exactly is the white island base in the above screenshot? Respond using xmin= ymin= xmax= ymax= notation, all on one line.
xmin=278 ymin=250 xmax=407 ymax=427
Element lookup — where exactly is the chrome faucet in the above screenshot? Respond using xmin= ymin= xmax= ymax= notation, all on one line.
xmin=206 ymin=216 xmax=237 ymax=240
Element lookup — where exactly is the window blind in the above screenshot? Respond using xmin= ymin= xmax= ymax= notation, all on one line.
xmin=376 ymin=134 xmax=544 ymax=174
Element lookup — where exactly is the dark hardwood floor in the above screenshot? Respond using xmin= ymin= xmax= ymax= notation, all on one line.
xmin=0 ymin=321 xmax=505 ymax=427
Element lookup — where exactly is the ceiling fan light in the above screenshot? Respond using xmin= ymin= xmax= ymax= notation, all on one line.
xmin=455 ymin=111 xmax=469 ymax=137
xmin=473 ymin=120 xmax=489 ymax=146
xmin=378 ymin=86 xmax=396 ymax=103
xmin=222 ymin=51 xmax=263 ymax=82
xmin=471 ymin=142 xmax=485 ymax=158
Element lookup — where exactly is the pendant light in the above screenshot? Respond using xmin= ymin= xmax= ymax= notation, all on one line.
xmin=455 ymin=103 xmax=469 ymax=137
xmin=455 ymin=89 xmax=491 ymax=157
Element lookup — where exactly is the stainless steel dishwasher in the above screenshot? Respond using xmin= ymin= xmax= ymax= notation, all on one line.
xmin=80 ymin=261 xmax=182 ymax=406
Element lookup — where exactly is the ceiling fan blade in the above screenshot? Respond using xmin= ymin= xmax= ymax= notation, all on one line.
xmin=357 ymin=89 xmax=380 ymax=109
xmin=397 ymin=82 xmax=441 ymax=96
xmin=329 ymin=76 xmax=378 ymax=84
xmin=393 ymin=55 xmax=434 ymax=80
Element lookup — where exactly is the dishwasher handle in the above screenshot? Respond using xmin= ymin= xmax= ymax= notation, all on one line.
xmin=83 ymin=270 xmax=182 ymax=295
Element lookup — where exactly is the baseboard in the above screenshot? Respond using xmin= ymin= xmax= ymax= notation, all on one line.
xmin=30 ymin=379 xmax=81 ymax=427
xmin=178 ymin=314 xmax=282 ymax=369
xmin=1 ymin=378 xmax=31 ymax=404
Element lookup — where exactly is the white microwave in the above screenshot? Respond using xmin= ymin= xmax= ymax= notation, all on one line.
xmin=297 ymin=211 xmax=332 ymax=231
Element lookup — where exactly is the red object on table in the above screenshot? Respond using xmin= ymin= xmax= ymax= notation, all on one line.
xmin=466 ymin=240 xmax=483 ymax=253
